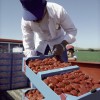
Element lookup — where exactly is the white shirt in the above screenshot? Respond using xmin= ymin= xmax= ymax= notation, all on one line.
xmin=21 ymin=2 xmax=77 ymax=57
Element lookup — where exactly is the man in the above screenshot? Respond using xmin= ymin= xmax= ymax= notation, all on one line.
xmin=19 ymin=0 xmax=77 ymax=59
xmin=66 ymin=45 xmax=77 ymax=61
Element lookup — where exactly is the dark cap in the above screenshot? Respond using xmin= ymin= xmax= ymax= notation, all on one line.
xmin=20 ymin=0 xmax=47 ymax=21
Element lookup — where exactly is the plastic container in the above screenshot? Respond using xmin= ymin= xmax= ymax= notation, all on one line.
xmin=23 ymin=65 xmax=100 ymax=100
xmin=22 ymin=56 xmax=100 ymax=100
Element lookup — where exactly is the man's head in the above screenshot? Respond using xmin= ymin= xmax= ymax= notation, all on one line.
xmin=20 ymin=0 xmax=47 ymax=21
xmin=66 ymin=45 xmax=74 ymax=56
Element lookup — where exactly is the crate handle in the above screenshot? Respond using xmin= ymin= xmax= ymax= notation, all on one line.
xmin=91 ymin=88 xmax=97 ymax=93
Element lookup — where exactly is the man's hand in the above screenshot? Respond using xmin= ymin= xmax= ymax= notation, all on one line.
xmin=53 ymin=40 xmax=68 ymax=56
xmin=53 ymin=44 xmax=64 ymax=56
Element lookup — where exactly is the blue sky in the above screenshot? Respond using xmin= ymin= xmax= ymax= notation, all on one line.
xmin=0 ymin=0 xmax=100 ymax=49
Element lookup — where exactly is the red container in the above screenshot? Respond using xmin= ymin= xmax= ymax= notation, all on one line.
xmin=70 ymin=61 xmax=100 ymax=81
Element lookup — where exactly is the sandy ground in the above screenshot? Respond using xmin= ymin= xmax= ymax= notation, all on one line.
xmin=0 ymin=90 xmax=22 ymax=100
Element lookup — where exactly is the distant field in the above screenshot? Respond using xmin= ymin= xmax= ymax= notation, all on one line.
xmin=75 ymin=50 xmax=100 ymax=62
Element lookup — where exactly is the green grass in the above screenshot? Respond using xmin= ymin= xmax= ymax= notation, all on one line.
xmin=75 ymin=51 xmax=100 ymax=62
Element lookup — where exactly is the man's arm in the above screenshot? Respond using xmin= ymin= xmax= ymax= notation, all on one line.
xmin=60 ymin=7 xmax=77 ymax=44
xmin=21 ymin=18 xmax=36 ymax=57
xmin=68 ymin=57 xmax=77 ymax=61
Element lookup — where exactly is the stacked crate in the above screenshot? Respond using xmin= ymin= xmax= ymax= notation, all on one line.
xmin=0 ymin=53 xmax=29 ymax=91
xmin=0 ymin=53 xmax=12 ymax=90
xmin=11 ymin=53 xmax=29 ymax=89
